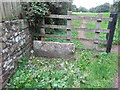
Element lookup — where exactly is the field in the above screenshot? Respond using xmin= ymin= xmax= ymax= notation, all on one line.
xmin=6 ymin=12 xmax=118 ymax=88
xmin=72 ymin=12 xmax=119 ymax=44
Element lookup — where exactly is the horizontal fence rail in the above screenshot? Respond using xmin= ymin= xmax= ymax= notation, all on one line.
xmin=45 ymin=14 xmax=113 ymax=21
xmin=41 ymin=25 xmax=110 ymax=33
xmin=37 ymin=34 xmax=107 ymax=44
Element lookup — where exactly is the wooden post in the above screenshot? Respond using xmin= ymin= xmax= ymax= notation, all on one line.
xmin=40 ymin=18 xmax=45 ymax=41
xmin=106 ymin=12 xmax=118 ymax=53
xmin=93 ymin=14 xmax=103 ymax=50
xmin=66 ymin=11 xmax=72 ymax=43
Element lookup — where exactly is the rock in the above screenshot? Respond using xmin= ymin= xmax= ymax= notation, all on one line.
xmin=33 ymin=41 xmax=75 ymax=58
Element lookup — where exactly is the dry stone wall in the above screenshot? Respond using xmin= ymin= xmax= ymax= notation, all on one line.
xmin=0 ymin=19 xmax=32 ymax=89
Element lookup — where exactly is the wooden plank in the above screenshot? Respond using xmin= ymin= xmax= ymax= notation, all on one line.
xmin=41 ymin=18 xmax=45 ymax=41
xmin=0 ymin=2 xmax=3 ymax=22
xmin=72 ymin=27 xmax=110 ymax=33
xmin=4 ymin=2 xmax=10 ymax=20
xmin=18 ymin=1 xmax=22 ymax=16
xmin=41 ymin=25 xmax=67 ymax=30
xmin=11 ymin=2 xmax=17 ymax=17
xmin=66 ymin=11 xmax=72 ymax=42
xmin=9 ymin=0 xmax=13 ymax=18
xmin=0 ymin=2 xmax=5 ymax=21
xmin=71 ymin=37 xmax=107 ymax=44
xmin=39 ymin=34 xmax=67 ymax=39
xmin=7 ymin=1 xmax=11 ymax=20
xmin=16 ymin=1 xmax=21 ymax=17
xmin=10 ymin=1 xmax=14 ymax=18
xmin=71 ymin=37 xmax=94 ymax=41
xmin=11 ymin=2 xmax=17 ymax=18
xmin=2 ymin=2 xmax=7 ymax=20
xmin=93 ymin=14 xmax=103 ymax=50
xmin=40 ymin=25 xmax=109 ymax=33
xmin=38 ymin=34 xmax=107 ymax=44
xmin=15 ymin=2 xmax=19 ymax=17
xmin=46 ymin=14 xmax=112 ymax=21
xmin=75 ymin=47 xmax=105 ymax=52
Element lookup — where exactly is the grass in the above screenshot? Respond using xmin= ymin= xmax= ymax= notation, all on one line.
xmin=6 ymin=50 xmax=118 ymax=88
xmin=6 ymin=12 xmax=118 ymax=88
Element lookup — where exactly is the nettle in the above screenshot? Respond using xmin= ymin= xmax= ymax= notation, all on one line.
xmin=22 ymin=2 xmax=49 ymax=26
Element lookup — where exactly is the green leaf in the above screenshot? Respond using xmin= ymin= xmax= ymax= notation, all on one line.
xmin=18 ymin=60 xmax=23 ymax=63
xmin=25 ymin=83 xmax=32 ymax=88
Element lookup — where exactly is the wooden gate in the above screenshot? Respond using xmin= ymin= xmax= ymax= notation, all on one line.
xmin=37 ymin=11 xmax=117 ymax=53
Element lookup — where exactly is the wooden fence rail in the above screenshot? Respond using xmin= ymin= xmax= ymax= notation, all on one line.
xmin=38 ymin=34 xmax=107 ymax=44
xmin=41 ymin=25 xmax=110 ymax=33
xmin=45 ymin=14 xmax=113 ymax=21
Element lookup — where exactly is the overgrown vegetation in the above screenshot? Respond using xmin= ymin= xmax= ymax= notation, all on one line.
xmin=6 ymin=50 xmax=118 ymax=88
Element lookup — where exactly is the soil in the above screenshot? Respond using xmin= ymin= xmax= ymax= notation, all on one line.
xmin=78 ymin=19 xmax=93 ymax=48
xmin=114 ymin=75 xmax=119 ymax=88
xmin=79 ymin=19 xmax=119 ymax=88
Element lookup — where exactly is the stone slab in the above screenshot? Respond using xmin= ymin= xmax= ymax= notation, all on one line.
xmin=33 ymin=41 xmax=75 ymax=58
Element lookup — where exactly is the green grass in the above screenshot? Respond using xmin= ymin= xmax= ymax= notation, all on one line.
xmin=6 ymin=50 xmax=118 ymax=88
xmin=45 ymin=29 xmax=67 ymax=43
xmin=72 ymin=12 xmax=98 ymax=17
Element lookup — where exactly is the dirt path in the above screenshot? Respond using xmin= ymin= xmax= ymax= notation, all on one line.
xmin=111 ymin=45 xmax=119 ymax=54
xmin=78 ymin=19 xmax=93 ymax=48
xmin=114 ymin=75 xmax=119 ymax=88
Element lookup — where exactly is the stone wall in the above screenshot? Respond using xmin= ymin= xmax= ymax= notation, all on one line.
xmin=0 ymin=19 xmax=32 ymax=89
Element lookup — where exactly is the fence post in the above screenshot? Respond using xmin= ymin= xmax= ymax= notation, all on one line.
xmin=93 ymin=14 xmax=103 ymax=50
xmin=40 ymin=17 xmax=45 ymax=41
xmin=106 ymin=12 xmax=118 ymax=53
xmin=66 ymin=11 xmax=72 ymax=43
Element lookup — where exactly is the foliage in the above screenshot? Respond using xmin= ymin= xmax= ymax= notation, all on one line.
xmin=22 ymin=2 xmax=49 ymax=25
xmin=6 ymin=49 xmax=118 ymax=88
xmin=111 ymin=1 xmax=120 ymax=12
xmin=72 ymin=5 xmax=78 ymax=12
xmin=78 ymin=6 xmax=88 ymax=12
xmin=71 ymin=5 xmax=88 ymax=12
xmin=89 ymin=3 xmax=110 ymax=13
xmin=89 ymin=8 xmax=96 ymax=13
